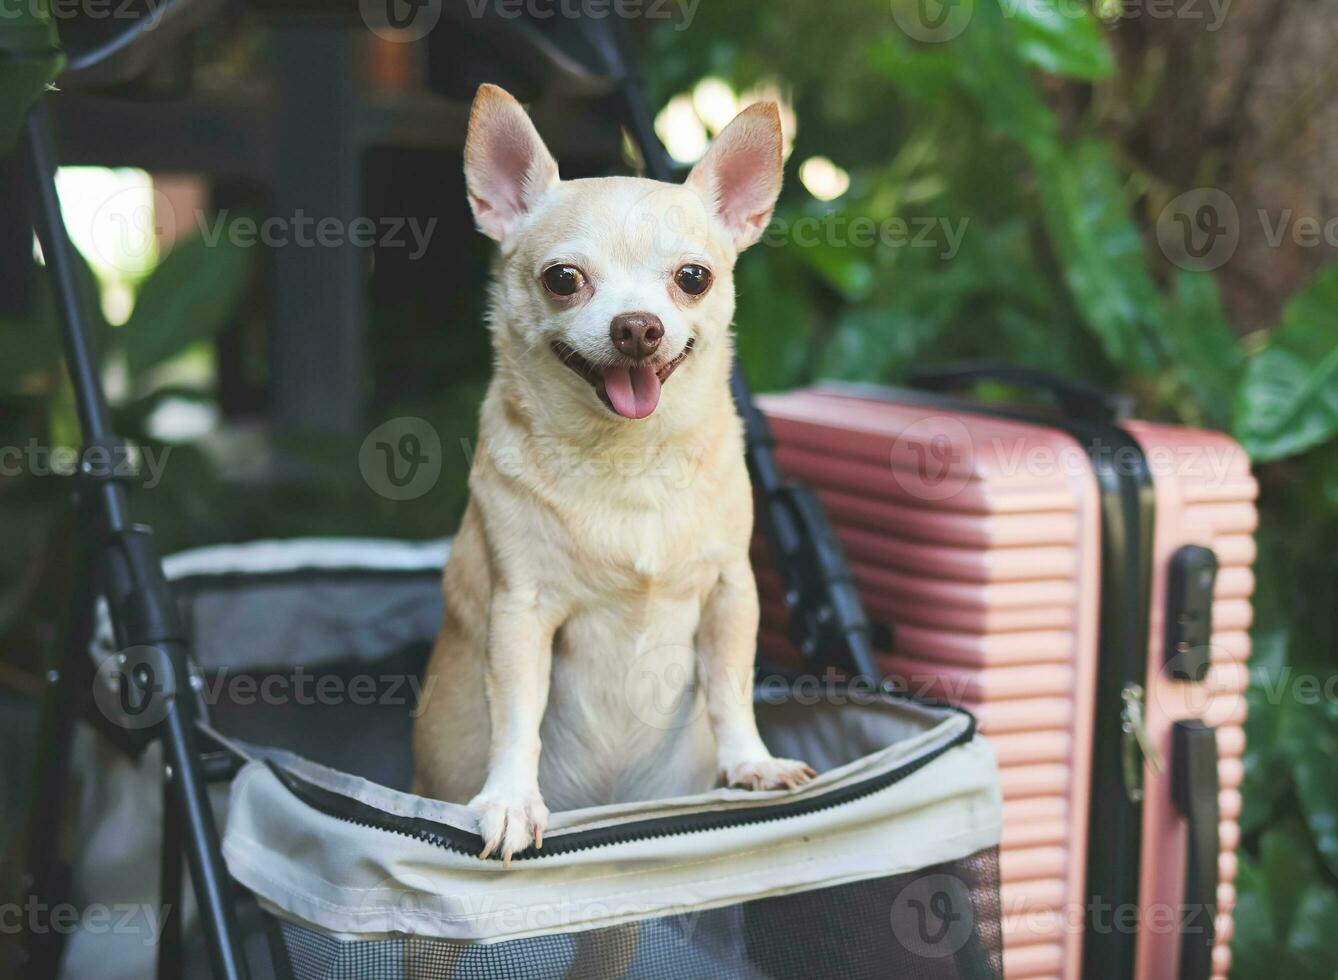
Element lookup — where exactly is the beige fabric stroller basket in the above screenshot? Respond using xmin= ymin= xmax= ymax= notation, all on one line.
xmin=69 ymin=538 xmax=1004 ymax=980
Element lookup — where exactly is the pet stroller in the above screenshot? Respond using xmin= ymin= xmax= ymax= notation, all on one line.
xmin=15 ymin=3 xmax=1004 ymax=979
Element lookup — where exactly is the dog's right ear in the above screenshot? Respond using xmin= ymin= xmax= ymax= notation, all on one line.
xmin=463 ymin=84 xmax=560 ymax=242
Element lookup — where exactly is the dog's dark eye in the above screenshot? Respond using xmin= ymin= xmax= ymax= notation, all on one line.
xmin=674 ymin=264 xmax=712 ymax=296
xmin=541 ymin=264 xmax=586 ymax=297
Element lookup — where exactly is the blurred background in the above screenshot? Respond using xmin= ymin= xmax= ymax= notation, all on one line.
xmin=1 ymin=0 xmax=1336 ymax=976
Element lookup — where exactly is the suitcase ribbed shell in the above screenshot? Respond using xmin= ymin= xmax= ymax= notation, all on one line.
xmin=755 ymin=390 xmax=1256 ymax=980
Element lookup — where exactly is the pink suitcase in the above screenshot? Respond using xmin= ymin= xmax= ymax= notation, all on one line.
xmin=751 ymin=366 xmax=1256 ymax=980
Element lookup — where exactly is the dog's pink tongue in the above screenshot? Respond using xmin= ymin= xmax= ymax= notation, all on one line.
xmin=602 ymin=363 xmax=661 ymax=419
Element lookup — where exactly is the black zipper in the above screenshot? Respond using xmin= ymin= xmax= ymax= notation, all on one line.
xmin=266 ymin=702 xmax=977 ymax=863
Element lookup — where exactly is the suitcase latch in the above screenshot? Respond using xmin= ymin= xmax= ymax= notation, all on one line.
xmin=1121 ymin=683 xmax=1165 ymax=803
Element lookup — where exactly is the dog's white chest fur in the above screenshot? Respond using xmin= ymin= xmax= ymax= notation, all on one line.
xmin=514 ymin=468 xmax=729 ymax=806
xmin=542 ymin=589 xmax=718 ymax=808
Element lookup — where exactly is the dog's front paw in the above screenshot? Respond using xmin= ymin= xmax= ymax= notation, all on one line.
xmin=469 ymin=790 xmax=549 ymax=866
xmin=723 ymin=757 xmax=817 ymax=791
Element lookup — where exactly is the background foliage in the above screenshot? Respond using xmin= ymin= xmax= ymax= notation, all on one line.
xmin=1 ymin=1 xmax=1336 ymax=976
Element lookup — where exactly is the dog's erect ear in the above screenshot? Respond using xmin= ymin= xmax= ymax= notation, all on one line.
xmin=464 ymin=84 xmax=560 ymax=242
xmin=687 ymin=102 xmax=783 ymax=251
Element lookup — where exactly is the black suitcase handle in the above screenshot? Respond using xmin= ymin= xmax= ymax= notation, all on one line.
xmin=908 ymin=360 xmax=1132 ymax=423
xmin=1172 ymin=719 xmax=1220 ymax=980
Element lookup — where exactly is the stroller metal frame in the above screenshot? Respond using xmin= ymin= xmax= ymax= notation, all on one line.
xmin=21 ymin=95 xmax=251 ymax=979
xmin=18 ymin=8 xmax=879 ymax=979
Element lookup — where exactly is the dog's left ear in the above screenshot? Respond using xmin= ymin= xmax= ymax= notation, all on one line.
xmin=687 ymin=102 xmax=784 ymax=251
xmin=464 ymin=84 xmax=560 ymax=242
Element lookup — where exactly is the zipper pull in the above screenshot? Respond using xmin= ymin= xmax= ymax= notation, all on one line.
xmin=1121 ymin=683 xmax=1165 ymax=803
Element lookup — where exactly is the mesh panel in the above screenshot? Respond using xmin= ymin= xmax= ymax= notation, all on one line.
xmin=278 ymin=847 xmax=1001 ymax=980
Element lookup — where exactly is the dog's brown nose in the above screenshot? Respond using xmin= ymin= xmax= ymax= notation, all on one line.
xmin=609 ymin=312 xmax=664 ymax=359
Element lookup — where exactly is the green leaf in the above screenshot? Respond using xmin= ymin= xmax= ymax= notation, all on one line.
xmin=121 ymin=215 xmax=255 ymax=378
xmin=866 ymin=36 xmax=958 ymax=106
xmin=733 ymin=251 xmax=813 ymax=393
xmin=1232 ymin=843 xmax=1338 ymax=979
xmin=0 ymin=1 xmax=64 ymax=152
xmin=1271 ymin=262 xmax=1338 ymax=361
xmin=1261 ymin=819 xmax=1319 ymax=940
xmin=0 ymin=286 xmax=59 ymax=387
xmin=1278 ymin=698 xmax=1338 ymax=880
xmin=1231 ymin=851 xmax=1281 ymax=977
xmin=1234 ymin=347 xmax=1338 ymax=463
xmin=939 ymin=4 xmax=1162 ymax=372
xmin=814 ymin=235 xmax=980 ymax=382
xmin=1234 ymin=262 xmax=1338 ymax=461
xmin=1240 ymin=633 xmax=1291 ymax=836
xmin=945 ymin=7 xmax=1161 ymax=375
xmin=1162 ymin=270 xmax=1242 ymax=428
xmin=1003 ymin=0 xmax=1114 ymax=79
xmin=951 ymin=0 xmax=1059 ymax=161
xmin=816 ymin=307 xmax=947 ymax=382
xmin=1286 ymin=885 xmax=1338 ymax=979
xmin=791 ymin=233 xmax=877 ymax=301
xmin=0 ymin=249 xmax=109 ymax=389
xmin=1035 ymin=140 xmax=1163 ymax=372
